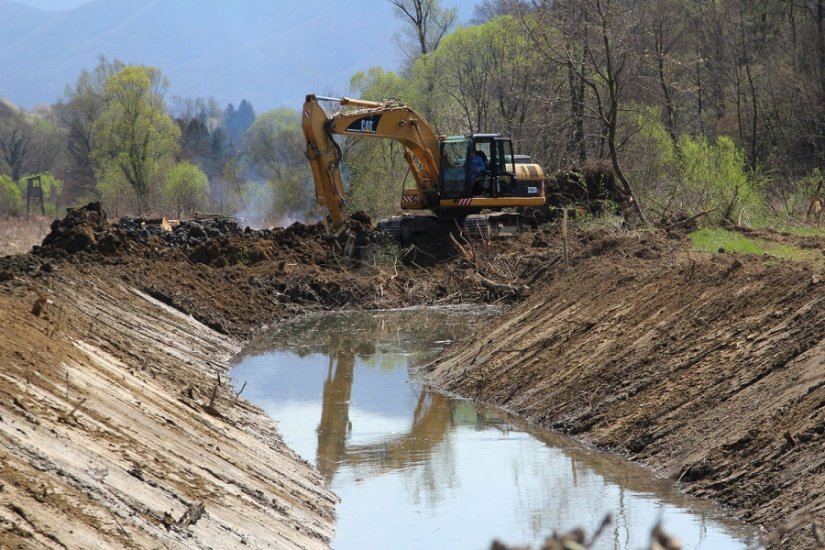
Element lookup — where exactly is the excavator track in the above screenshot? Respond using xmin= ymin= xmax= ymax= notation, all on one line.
xmin=377 ymin=213 xmax=533 ymax=247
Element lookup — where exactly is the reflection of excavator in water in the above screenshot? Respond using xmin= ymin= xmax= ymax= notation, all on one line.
xmin=315 ymin=334 xmax=453 ymax=482
xmin=302 ymin=94 xmax=546 ymax=247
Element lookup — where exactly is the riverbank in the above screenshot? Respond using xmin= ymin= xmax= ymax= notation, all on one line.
xmin=2 ymin=204 xmax=824 ymax=547
xmin=0 ymin=260 xmax=337 ymax=548
xmin=0 ymin=205 xmax=534 ymax=548
xmin=424 ymin=228 xmax=825 ymax=548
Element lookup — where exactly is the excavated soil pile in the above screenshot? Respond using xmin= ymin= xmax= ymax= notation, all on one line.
xmin=12 ymin=203 xmax=536 ymax=337
xmin=425 ymin=227 xmax=825 ymax=548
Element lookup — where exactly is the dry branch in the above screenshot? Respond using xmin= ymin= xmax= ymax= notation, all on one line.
xmin=471 ymin=272 xmax=529 ymax=297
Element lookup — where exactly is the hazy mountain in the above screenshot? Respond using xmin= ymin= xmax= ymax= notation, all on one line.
xmin=0 ymin=0 xmax=478 ymax=112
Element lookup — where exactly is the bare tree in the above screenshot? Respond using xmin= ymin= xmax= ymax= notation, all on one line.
xmin=389 ymin=0 xmax=457 ymax=59
xmin=472 ymin=0 xmax=527 ymax=23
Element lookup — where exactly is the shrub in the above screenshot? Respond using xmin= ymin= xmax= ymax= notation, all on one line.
xmin=162 ymin=162 xmax=209 ymax=219
xmin=0 ymin=175 xmax=22 ymax=216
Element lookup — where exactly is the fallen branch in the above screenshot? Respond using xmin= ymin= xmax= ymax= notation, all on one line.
xmin=665 ymin=209 xmax=714 ymax=231
xmin=471 ymin=272 xmax=529 ymax=297
xmin=449 ymin=232 xmax=473 ymax=264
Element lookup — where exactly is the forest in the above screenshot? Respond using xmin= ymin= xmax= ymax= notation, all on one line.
xmin=1 ymin=0 xmax=824 ymax=228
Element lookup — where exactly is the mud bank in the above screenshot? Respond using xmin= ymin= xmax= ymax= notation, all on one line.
xmin=0 ymin=205 xmax=539 ymax=548
xmin=5 ymin=202 xmax=825 ymax=548
xmin=424 ymin=230 xmax=825 ymax=548
xmin=0 ymin=263 xmax=336 ymax=548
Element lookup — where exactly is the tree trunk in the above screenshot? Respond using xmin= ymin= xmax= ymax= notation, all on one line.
xmin=598 ymin=0 xmax=646 ymax=224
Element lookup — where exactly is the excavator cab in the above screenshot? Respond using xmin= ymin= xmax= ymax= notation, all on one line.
xmin=439 ymin=135 xmax=526 ymax=201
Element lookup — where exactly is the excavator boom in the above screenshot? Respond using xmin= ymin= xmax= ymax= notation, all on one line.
xmin=302 ymin=94 xmax=443 ymax=234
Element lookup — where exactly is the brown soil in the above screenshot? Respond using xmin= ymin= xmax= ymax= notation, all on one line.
xmin=424 ymin=227 xmax=825 ymax=549
xmin=3 ymin=203 xmax=825 ymax=548
xmin=0 ymin=205 xmax=538 ymax=548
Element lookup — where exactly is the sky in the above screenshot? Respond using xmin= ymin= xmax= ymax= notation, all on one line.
xmin=13 ymin=0 xmax=88 ymax=9
xmin=2 ymin=0 xmax=481 ymax=110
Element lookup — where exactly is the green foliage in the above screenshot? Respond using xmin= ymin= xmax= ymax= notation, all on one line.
xmin=800 ymin=167 xmax=825 ymax=194
xmin=242 ymin=108 xmax=313 ymax=220
xmin=420 ymin=15 xmax=541 ymax=136
xmin=678 ymin=135 xmax=765 ymax=224
xmin=690 ymin=228 xmax=821 ymax=263
xmin=163 ymin=162 xmax=209 ymax=218
xmin=0 ymin=175 xmax=22 ymax=216
xmin=56 ymin=56 xmax=125 ymax=202
xmin=243 ymin=108 xmax=304 ymax=180
xmin=783 ymin=168 xmax=825 ymax=221
xmin=92 ymin=65 xmax=180 ymax=215
xmin=621 ymin=105 xmax=679 ymax=205
xmin=350 ymin=67 xmax=413 ymax=104
xmin=344 ymin=68 xmax=414 ymax=220
xmin=96 ymin=163 xmax=138 ymax=218
xmin=623 ymin=108 xmax=766 ymax=226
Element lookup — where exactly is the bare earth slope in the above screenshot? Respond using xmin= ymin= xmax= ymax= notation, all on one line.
xmin=0 ymin=204 xmax=532 ymax=548
xmin=0 ymin=263 xmax=336 ymax=548
xmin=4 ymin=202 xmax=825 ymax=548
xmin=425 ymin=229 xmax=825 ymax=548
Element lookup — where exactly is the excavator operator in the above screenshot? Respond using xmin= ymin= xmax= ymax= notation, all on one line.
xmin=471 ymin=150 xmax=489 ymax=195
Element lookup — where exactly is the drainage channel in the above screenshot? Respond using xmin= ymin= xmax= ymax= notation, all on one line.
xmin=230 ymin=308 xmax=757 ymax=550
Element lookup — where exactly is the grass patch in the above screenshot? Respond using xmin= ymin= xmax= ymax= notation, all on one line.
xmin=777 ymin=226 xmax=825 ymax=238
xmin=690 ymin=227 xmax=821 ymax=263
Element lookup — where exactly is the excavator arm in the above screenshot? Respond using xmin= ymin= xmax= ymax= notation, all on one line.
xmin=302 ymin=94 xmax=442 ymax=234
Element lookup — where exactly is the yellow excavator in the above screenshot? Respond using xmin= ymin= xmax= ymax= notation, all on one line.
xmin=302 ymin=94 xmax=546 ymax=246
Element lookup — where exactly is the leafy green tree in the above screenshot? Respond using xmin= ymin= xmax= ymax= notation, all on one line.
xmin=0 ymin=174 xmax=22 ymax=216
xmin=678 ymin=135 xmax=763 ymax=224
xmin=163 ymin=161 xmax=209 ymax=219
xmin=418 ymin=16 xmax=545 ymax=144
xmin=344 ymin=68 xmax=414 ymax=219
xmin=243 ymin=108 xmax=302 ymax=179
xmin=92 ymin=65 xmax=180 ymax=215
xmin=55 ymin=56 xmax=125 ymax=203
xmin=96 ymin=163 xmax=137 ymax=218
xmin=242 ymin=108 xmax=313 ymax=219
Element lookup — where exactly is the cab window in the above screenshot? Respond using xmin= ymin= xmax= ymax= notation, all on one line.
xmin=440 ymin=139 xmax=470 ymax=198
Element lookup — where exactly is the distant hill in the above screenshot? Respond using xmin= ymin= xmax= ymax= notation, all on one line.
xmin=0 ymin=0 xmax=478 ymax=112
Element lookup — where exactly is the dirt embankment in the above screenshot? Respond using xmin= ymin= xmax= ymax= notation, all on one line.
xmin=424 ymin=229 xmax=825 ymax=548
xmin=0 ymin=261 xmax=338 ymax=548
xmin=0 ymin=204 xmax=542 ymax=548
xmin=6 ymin=202 xmax=825 ymax=548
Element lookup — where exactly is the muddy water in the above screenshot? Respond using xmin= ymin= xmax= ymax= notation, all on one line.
xmin=230 ymin=309 xmax=756 ymax=550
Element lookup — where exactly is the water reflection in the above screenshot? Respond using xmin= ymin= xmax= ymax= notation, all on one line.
xmin=231 ymin=309 xmax=756 ymax=550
